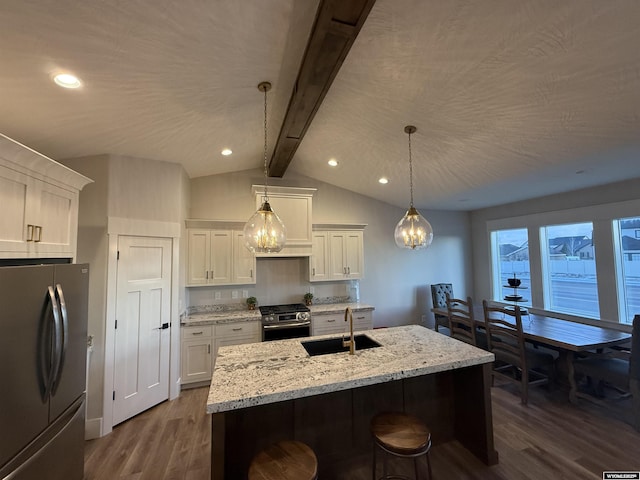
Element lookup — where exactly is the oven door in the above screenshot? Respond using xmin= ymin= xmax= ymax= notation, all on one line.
xmin=262 ymin=321 xmax=311 ymax=341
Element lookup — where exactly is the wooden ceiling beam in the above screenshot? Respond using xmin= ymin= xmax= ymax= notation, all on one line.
xmin=268 ymin=0 xmax=377 ymax=177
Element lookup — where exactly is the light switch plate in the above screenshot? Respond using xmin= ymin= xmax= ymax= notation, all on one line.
xmin=232 ymin=290 xmax=238 ymax=299
xmin=242 ymin=290 xmax=248 ymax=298
xmin=214 ymin=291 xmax=221 ymax=300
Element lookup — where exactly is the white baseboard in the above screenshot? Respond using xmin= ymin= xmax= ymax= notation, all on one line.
xmin=85 ymin=417 xmax=103 ymax=440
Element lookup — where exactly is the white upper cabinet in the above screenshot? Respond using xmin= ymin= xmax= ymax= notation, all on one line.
xmin=251 ymin=185 xmax=316 ymax=257
xmin=186 ymin=221 xmax=256 ymax=286
xmin=309 ymin=225 xmax=366 ymax=282
xmin=0 ymin=133 xmax=92 ymax=259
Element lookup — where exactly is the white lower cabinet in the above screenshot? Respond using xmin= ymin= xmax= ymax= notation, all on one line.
xmin=181 ymin=326 xmax=213 ymax=384
xmin=312 ymin=311 xmax=373 ymax=336
xmin=181 ymin=321 xmax=261 ymax=386
xmin=213 ymin=322 xmax=261 ymax=364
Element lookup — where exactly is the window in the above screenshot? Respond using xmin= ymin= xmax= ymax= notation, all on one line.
xmin=540 ymin=222 xmax=598 ymax=318
xmin=613 ymin=216 xmax=640 ymax=324
xmin=490 ymin=228 xmax=531 ymax=308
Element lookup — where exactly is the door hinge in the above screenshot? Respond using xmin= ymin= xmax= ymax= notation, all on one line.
xmin=113 ymin=391 xmax=115 ymax=401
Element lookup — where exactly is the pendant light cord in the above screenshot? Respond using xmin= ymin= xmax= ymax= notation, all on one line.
xmin=408 ymin=129 xmax=414 ymax=208
xmin=262 ymin=84 xmax=269 ymax=204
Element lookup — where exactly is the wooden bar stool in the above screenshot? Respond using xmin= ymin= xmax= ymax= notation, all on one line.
xmin=371 ymin=412 xmax=432 ymax=480
xmin=248 ymin=440 xmax=318 ymax=480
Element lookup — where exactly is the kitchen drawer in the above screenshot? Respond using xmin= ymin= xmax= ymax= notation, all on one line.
xmin=216 ymin=321 xmax=260 ymax=339
xmin=182 ymin=325 xmax=213 ymax=339
xmin=352 ymin=311 xmax=373 ymax=331
xmin=312 ymin=314 xmax=346 ymax=336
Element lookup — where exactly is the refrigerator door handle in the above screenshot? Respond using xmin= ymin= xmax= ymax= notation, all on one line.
xmin=51 ymin=284 xmax=69 ymax=395
xmin=44 ymin=286 xmax=63 ymax=401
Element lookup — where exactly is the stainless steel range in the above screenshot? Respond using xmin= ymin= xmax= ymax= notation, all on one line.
xmin=260 ymin=303 xmax=311 ymax=341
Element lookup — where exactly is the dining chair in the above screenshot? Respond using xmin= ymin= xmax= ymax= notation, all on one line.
xmin=430 ymin=283 xmax=453 ymax=332
xmin=446 ymin=294 xmax=487 ymax=349
xmin=572 ymin=314 xmax=639 ymax=431
xmin=482 ymin=300 xmax=556 ymax=405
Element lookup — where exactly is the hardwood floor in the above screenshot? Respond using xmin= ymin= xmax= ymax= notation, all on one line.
xmin=84 ymin=382 xmax=640 ymax=480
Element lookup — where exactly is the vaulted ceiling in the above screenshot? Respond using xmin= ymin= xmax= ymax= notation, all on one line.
xmin=1 ymin=0 xmax=640 ymax=211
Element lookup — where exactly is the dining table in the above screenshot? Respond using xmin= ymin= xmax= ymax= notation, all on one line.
xmin=432 ymin=306 xmax=632 ymax=403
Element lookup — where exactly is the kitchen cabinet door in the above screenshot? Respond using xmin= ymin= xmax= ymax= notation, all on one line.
xmin=344 ymin=231 xmax=364 ymax=279
xmin=328 ymin=233 xmax=348 ymax=279
xmin=312 ymin=313 xmax=346 ymax=336
xmin=232 ymin=231 xmax=256 ymax=284
xmin=181 ymin=326 xmax=213 ymax=385
xmin=309 ymin=232 xmax=330 ymax=281
xmin=210 ymin=230 xmax=232 ymax=284
xmin=187 ymin=230 xmax=211 ymax=285
xmin=0 ymin=167 xmax=78 ymax=257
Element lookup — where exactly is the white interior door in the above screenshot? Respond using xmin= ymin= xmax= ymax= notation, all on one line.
xmin=113 ymin=236 xmax=172 ymax=425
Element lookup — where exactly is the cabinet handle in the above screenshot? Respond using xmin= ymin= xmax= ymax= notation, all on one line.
xmin=343 ymin=267 xmax=347 ymax=274
xmin=347 ymin=266 xmax=351 ymax=274
xmin=26 ymin=224 xmax=34 ymax=242
xmin=327 ymin=319 xmax=336 ymax=323
xmin=34 ymin=226 xmax=42 ymax=242
xmin=356 ymin=316 xmax=365 ymax=320
xmin=232 ymin=327 xmax=242 ymax=331
xmin=250 ymin=269 xmax=253 ymax=279
xmin=312 ymin=268 xmax=316 ymax=276
xmin=205 ymin=271 xmax=209 ymax=280
xmin=208 ymin=344 xmax=211 ymax=354
xmin=192 ymin=331 xmax=204 ymax=335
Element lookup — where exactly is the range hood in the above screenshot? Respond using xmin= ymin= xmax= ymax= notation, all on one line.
xmin=251 ymin=185 xmax=315 ymax=258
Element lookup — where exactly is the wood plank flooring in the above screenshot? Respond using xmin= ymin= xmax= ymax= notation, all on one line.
xmin=84 ymin=382 xmax=640 ymax=480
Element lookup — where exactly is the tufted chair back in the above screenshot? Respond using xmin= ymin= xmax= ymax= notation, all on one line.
xmin=430 ymin=283 xmax=453 ymax=309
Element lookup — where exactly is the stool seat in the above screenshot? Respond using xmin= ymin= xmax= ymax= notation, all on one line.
xmin=248 ymin=440 xmax=318 ymax=480
xmin=371 ymin=412 xmax=432 ymax=480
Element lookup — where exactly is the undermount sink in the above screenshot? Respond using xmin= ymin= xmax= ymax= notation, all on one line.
xmin=301 ymin=334 xmax=381 ymax=356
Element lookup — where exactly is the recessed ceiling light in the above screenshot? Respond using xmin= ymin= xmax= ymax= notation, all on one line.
xmin=221 ymin=149 xmax=233 ymax=156
xmin=53 ymin=73 xmax=82 ymax=89
xmin=378 ymin=177 xmax=388 ymax=184
xmin=328 ymin=159 xmax=338 ymax=167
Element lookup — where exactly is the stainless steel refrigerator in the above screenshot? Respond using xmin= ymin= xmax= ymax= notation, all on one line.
xmin=0 ymin=263 xmax=89 ymax=480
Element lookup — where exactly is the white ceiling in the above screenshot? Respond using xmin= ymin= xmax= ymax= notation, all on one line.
xmin=1 ymin=0 xmax=640 ymax=211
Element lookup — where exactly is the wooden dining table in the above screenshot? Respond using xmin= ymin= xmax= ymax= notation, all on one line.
xmin=432 ymin=306 xmax=632 ymax=403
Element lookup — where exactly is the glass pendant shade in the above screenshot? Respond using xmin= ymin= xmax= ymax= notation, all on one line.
xmin=243 ymin=200 xmax=287 ymax=253
xmin=395 ymin=125 xmax=434 ymax=250
xmin=394 ymin=206 xmax=433 ymax=250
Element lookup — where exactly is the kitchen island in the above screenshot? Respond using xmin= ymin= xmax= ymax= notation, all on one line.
xmin=207 ymin=325 xmax=498 ymax=479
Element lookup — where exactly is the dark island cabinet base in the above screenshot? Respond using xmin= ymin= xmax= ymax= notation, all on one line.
xmin=211 ymin=363 xmax=498 ymax=479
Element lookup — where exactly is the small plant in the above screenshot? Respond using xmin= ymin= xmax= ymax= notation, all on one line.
xmin=303 ymin=292 xmax=313 ymax=305
xmin=246 ymin=296 xmax=257 ymax=310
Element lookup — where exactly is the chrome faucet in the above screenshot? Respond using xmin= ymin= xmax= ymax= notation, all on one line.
xmin=343 ymin=307 xmax=355 ymax=355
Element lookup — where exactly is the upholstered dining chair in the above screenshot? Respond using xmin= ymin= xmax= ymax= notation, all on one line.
xmin=431 ymin=283 xmax=453 ymax=332
xmin=572 ymin=314 xmax=639 ymax=431
xmin=482 ymin=301 xmax=556 ymax=405
xmin=445 ymin=294 xmax=487 ymax=349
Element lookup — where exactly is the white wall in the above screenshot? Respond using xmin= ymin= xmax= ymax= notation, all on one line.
xmin=61 ymin=154 xmax=189 ymax=437
xmin=189 ymin=169 xmax=472 ymax=327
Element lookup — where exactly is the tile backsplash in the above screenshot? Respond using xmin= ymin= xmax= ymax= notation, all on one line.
xmin=186 ymin=257 xmax=358 ymax=308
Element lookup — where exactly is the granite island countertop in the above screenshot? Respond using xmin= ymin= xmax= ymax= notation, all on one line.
xmin=207 ymin=324 xmax=494 ymax=414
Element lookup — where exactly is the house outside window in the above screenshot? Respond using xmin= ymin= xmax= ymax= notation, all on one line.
xmin=540 ymin=222 xmax=598 ymax=318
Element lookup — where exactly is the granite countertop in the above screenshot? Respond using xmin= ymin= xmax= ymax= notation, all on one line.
xmin=182 ymin=302 xmax=375 ymax=326
xmin=206 ymin=324 xmax=494 ymax=414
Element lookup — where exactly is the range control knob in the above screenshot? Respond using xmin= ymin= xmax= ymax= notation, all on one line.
xmin=297 ymin=312 xmax=310 ymax=321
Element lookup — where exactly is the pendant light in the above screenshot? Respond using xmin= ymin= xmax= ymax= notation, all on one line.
xmin=243 ymin=82 xmax=287 ymax=253
xmin=394 ymin=125 xmax=433 ymax=250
